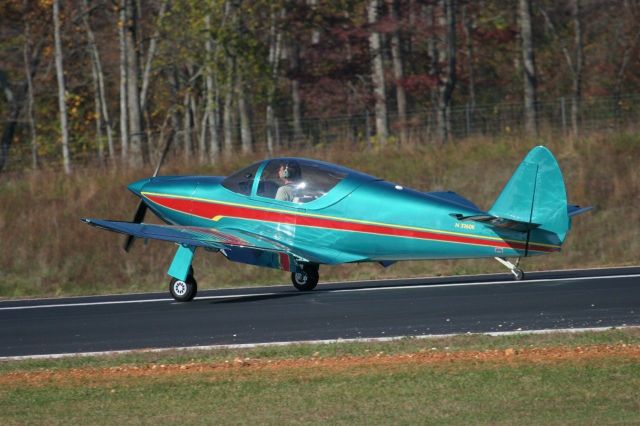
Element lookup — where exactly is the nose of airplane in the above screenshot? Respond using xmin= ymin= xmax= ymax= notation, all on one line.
xmin=127 ymin=178 xmax=151 ymax=196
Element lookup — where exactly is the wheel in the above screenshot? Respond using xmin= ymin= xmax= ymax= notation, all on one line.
xmin=511 ymin=268 xmax=525 ymax=281
xmin=170 ymin=274 xmax=198 ymax=302
xmin=291 ymin=265 xmax=319 ymax=291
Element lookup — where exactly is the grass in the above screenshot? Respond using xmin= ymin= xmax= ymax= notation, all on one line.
xmin=3 ymin=362 xmax=639 ymax=424
xmin=0 ymin=131 xmax=639 ymax=298
xmin=1 ymin=328 xmax=639 ymax=424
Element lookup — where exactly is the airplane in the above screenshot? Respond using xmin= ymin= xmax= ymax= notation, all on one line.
xmin=83 ymin=146 xmax=591 ymax=302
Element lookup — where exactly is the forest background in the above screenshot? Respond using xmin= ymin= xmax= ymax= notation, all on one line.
xmin=0 ymin=0 xmax=639 ymax=297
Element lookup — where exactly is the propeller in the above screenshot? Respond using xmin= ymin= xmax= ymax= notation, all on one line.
xmin=123 ymin=129 xmax=175 ymax=252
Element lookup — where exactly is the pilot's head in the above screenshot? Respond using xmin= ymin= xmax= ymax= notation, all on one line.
xmin=278 ymin=161 xmax=301 ymax=182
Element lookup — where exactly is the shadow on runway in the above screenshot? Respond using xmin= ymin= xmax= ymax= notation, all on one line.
xmin=208 ymin=292 xmax=306 ymax=304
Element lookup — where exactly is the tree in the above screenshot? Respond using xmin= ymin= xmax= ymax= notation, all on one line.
xmin=462 ymin=2 xmax=476 ymax=113
xmin=539 ymin=1 xmax=584 ymax=136
xmin=81 ymin=0 xmax=115 ymax=162
xmin=118 ymin=0 xmax=129 ymax=161
xmin=435 ymin=0 xmax=457 ymax=143
xmin=266 ymin=5 xmax=284 ymax=153
xmin=123 ymin=0 xmax=148 ymax=167
xmin=388 ymin=0 xmax=407 ymax=145
xmin=23 ymin=2 xmax=38 ymax=170
xmin=519 ymin=0 xmax=538 ymax=135
xmin=203 ymin=13 xmax=220 ymax=163
xmin=368 ymin=0 xmax=388 ymax=145
xmin=53 ymin=0 xmax=71 ymax=174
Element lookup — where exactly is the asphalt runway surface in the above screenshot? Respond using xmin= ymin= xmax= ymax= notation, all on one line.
xmin=1 ymin=266 xmax=639 ymax=358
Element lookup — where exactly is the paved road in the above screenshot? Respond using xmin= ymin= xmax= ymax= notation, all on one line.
xmin=1 ymin=267 xmax=639 ymax=358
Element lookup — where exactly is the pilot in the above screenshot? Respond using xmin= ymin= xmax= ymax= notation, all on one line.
xmin=276 ymin=161 xmax=301 ymax=202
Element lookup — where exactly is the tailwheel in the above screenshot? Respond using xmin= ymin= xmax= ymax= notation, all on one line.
xmin=494 ymin=257 xmax=526 ymax=281
xmin=291 ymin=264 xmax=319 ymax=291
xmin=170 ymin=273 xmax=198 ymax=302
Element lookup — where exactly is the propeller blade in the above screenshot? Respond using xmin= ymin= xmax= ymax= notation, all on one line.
xmin=153 ymin=128 xmax=174 ymax=178
xmin=123 ymin=129 xmax=173 ymax=252
xmin=123 ymin=200 xmax=148 ymax=252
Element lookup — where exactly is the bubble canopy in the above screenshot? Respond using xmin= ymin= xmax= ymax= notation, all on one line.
xmin=221 ymin=158 xmax=375 ymax=205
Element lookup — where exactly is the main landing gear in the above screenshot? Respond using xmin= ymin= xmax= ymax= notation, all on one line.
xmin=169 ymin=267 xmax=198 ymax=302
xmin=291 ymin=264 xmax=319 ymax=291
xmin=495 ymin=257 xmax=525 ymax=281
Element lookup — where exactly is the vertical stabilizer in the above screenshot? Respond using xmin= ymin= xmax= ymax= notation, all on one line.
xmin=489 ymin=146 xmax=569 ymax=242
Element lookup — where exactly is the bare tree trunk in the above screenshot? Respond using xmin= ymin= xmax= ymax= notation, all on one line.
xmin=191 ymin=87 xmax=204 ymax=163
xmin=462 ymin=3 xmax=476 ymax=111
xmin=388 ymin=0 xmax=407 ymax=145
xmin=308 ymin=0 xmax=321 ymax=45
xmin=182 ymin=86 xmax=192 ymax=162
xmin=368 ymin=0 xmax=388 ymax=145
xmin=167 ymin=65 xmax=182 ymax=157
xmin=266 ymin=7 xmax=283 ymax=154
xmin=53 ymin=0 xmax=71 ymax=174
xmin=436 ymin=0 xmax=457 ymax=143
xmin=520 ymin=0 xmax=538 ymax=135
xmin=204 ymin=14 xmax=219 ymax=163
xmin=613 ymin=29 xmax=640 ymax=103
xmin=23 ymin=16 xmax=38 ymax=170
xmin=223 ymin=0 xmax=237 ymax=157
xmin=426 ymin=2 xmax=439 ymax=140
xmin=290 ymin=42 xmax=303 ymax=144
xmin=140 ymin=0 xmax=169 ymax=113
xmin=223 ymin=57 xmax=235 ymax=157
xmin=539 ymin=2 xmax=584 ymax=136
xmin=0 ymin=41 xmax=42 ymax=173
xmin=90 ymin=50 xmax=104 ymax=162
xmin=199 ymin=107 xmax=209 ymax=164
xmin=119 ymin=1 xmax=129 ymax=162
xmin=237 ymin=72 xmax=253 ymax=154
xmin=82 ymin=0 xmax=115 ymax=162
xmin=570 ymin=0 xmax=583 ymax=135
xmin=124 ymin=0 xmax=148 ymax=167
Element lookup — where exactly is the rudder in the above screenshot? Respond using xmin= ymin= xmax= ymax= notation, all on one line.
xmin=488 ymin=146 xmax=569 ymax=243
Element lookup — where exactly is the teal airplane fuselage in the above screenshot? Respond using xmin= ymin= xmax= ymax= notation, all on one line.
xmin=84 ymin=146 xmax=590 ymax=301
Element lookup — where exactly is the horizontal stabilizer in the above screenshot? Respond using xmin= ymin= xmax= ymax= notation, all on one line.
xmin=568 ymin=204 xmax=593 ymax=217
xmin=449 ymin=213 xmax=540 ymax=232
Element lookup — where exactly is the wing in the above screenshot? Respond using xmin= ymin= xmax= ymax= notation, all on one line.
xmin=82 ymin=219 xmax=307 ymax=261
xmin=81 ymin=218 xmax=323 ymax=263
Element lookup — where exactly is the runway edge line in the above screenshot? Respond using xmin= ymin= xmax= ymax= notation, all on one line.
xmin=1 ymin=325 xmax=636 ymax=362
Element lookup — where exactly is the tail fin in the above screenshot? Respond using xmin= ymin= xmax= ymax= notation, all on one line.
xmin=489 ymin=146 xmax=570 ymax=242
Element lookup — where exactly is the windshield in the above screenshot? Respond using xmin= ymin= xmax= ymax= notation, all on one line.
xmin=221 ymin=162 xmax=261 ymax=196
xmin=257 ymin=159 xmax=348 ymax=203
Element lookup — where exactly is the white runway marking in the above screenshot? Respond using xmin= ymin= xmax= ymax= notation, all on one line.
xmin=0 ymin=273 xmax=639 ymax=311
xmin=0 ymin=325 xmax=635 ymax=361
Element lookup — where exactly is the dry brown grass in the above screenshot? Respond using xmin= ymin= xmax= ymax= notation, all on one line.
xmin=1 ymin=131 xmax=638 ymax=298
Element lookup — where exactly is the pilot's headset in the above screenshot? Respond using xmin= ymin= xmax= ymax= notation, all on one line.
xmin=282 ymin=162 xmax=300 ymax=181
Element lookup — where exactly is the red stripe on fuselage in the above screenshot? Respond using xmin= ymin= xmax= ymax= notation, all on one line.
xmin=145 ymin=194 xmax=558 ymax=253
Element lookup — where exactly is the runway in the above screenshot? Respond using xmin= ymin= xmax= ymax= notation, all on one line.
xmin=1 ymin=266 xmax=639 ymax=359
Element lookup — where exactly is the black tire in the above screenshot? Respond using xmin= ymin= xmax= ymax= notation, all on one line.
xmin=291 ymin=265 xmax=319 ymax=291
xmin=170 ymin=274 xmax=198 ymax=302
xmin=512 ymin=269 xmax=525 ymax=281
